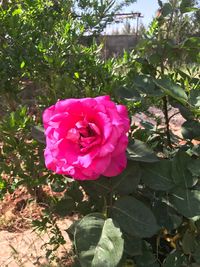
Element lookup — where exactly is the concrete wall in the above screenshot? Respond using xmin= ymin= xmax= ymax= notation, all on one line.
xmin=81 ymin=35 xmax=138 ymax=58
xmin=98 ymin=35 xmax=138 ymax=58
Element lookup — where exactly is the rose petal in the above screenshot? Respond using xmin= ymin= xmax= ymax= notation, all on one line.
xmin=102 ymin=152 xmax=127 ymax=177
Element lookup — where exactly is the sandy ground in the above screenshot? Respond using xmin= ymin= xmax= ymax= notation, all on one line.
xmin=0 ymin=219 xmax=73 ymax=267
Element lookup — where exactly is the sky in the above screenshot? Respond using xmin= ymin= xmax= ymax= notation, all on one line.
xmin=105 ymin=0 xmax=160 ymax=33
xmin=131 ymin=0 xmax=160 ymax=25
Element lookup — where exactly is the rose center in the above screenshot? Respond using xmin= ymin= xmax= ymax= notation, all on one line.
xmin=67 ymin=120 xmax=101 ymax=150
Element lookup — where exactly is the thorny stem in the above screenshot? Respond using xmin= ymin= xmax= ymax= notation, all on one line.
xmin=160 ymin=61 xmax=172 ymax=148
xmin=158 ymin=1 xmax=178 ymax=149
xmin=163 ymin=96 xmax=172 ymax=148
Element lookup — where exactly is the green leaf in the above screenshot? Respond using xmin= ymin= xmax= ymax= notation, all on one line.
xmin=154 ymin=78 xmax=188 ymax=104
xmin=124 ymin=234 xmax=142 ymax=256
xmin=50 ymin=179 xmax=67 ymax=193
xmin=81 ymin=161 xmax=141 ymax=197
xmin=72 ymin=257 xmax=82 ymax=267
xmin=20 ymin=61 xmax=25 ymax=69
xmin=190 ymin=89 xmax=200 ymax=108
xmin=182 ymin=229 xmax=196 ymax=254
xmin=134 ymin=241 xmax=159 ymax=267
xmin=193 ymin=244 xmax=200 ymax=263
xmin=172 ymin=151 xmax=197 ymax=188
xmin=74 ymin=213 xmax=124 ymax=267
xmin=161 ymin=3 xmax=173 ymax=17
xmin=175 ymin=103 xmax=194 ymax=120
xmin=31 ymin=126 xmax=45 ymax=144
xmin=127 ymin=139 xmax=158 ymax=163
xmin=116 ymin=86 xmax=141 ymax=101
xmin=158 ymin=0 xmax=163 ymax=8
xmin=183 ymin=37 xmax=200 ymax=49
xmin=181 ymin=120 xmax=200 ymax=140
xmin=92 ymin=219 xmax=124 ymax=267
xmin=112 ymin=196 xmax=159 ymax=238
xmin=141 ymin=160 xmax=175 ymax=191
xmin=74 ymin=72 xmax=80 ymax=79
xmin=54 ymin=197 xmax=76 ymax=216
xmin=66 ymin=220 xmax=80 ymax=241
xmin=180 ymin=0 xmax=198 ymax=13
xmin=169 ymin=188 xmax=200 ymax=218
xmin=111 ymin=161 xmax=141 ymax=195
xmin=153 ymin=201 xmax=182 ymax=230
xmin=187 ymin=145 xmax=200 ymax=157
xmin=66 ymin=181 xmax=83 ymax=202
xmin=188 ymin=159 xmax=200 ymax=177
xmin=133 ymin=75 xmax=163 ymax=97
xmin=163 ymin=250 xmax=188 ymax=267
xmin=79 ymin=176 xmax=111 ymax=197
xmin=12 ymin=8 xmax=22 ymax=16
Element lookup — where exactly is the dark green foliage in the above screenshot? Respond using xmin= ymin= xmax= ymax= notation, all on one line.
xmin=111 ymin=196 xmax=159 ymax=238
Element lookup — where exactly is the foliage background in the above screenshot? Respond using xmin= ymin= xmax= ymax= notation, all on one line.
xmin=0 ymin=0 xmax=200 ymax=266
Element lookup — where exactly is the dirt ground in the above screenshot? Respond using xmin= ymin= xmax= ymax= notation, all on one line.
xmin=0 ymin=219 xmax=73 ymax=267
xmin=0 ymin=185 xmax=76 ymax=267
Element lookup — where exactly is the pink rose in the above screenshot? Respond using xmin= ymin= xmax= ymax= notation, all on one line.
xmin=43 ymin=96 xmax=129 ymax=180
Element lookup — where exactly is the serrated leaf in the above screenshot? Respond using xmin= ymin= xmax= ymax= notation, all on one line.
xmin=141 ymin=160 xmax=175 ymax=191
xmin=127 ymin=139 xmax=158 ymax=163
xmin=112 ymin=196 xmax=159 ymax=238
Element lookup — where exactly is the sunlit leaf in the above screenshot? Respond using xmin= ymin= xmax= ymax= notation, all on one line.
xmin=74 ymin=213 xmax=124 ymax=267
